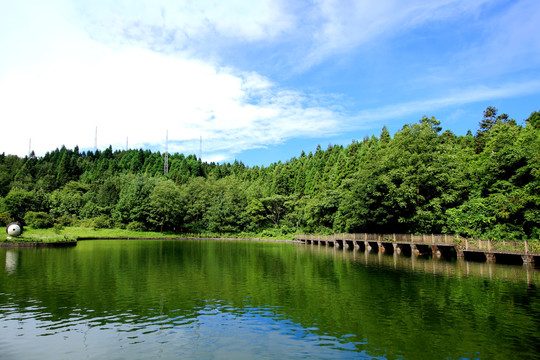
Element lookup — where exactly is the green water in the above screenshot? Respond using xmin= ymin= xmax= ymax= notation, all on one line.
xmin=1 ymin=240 xmax=539 ymax=359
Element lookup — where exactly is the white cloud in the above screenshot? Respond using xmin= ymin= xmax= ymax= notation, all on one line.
xmin=74 ymin=0 xmax=294 ymax=52
xmin=0 ymin=1 xmax=347 ymax=161
xmin=454 ymin=0 xmax=540 ymax=78
xmin=302 ymin=0 xmax=492 ymax=69
xmin=353 ymin=80 xmax=540 ymax=125
xmin=74 ymin=0 xmax=498 ymax=72
xmin=2 ymin=0 xmax=540 ymax=163
xmin=0 ymin=32 xmax=342 ymax=161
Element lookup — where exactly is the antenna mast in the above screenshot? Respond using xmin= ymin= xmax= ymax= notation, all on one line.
xmin=94 ymin=126 xmax=98 ymax=152
xmin=28 ymin=138 xmax=32 ymax=157
xmin=199 ymin=134 xmax=202 ymax=162
xmin=164 ymin=130 xmax=169 ymax=175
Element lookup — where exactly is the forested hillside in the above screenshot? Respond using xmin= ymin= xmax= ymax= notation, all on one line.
xmin=1 ymin=107 xmax=539 ymax=240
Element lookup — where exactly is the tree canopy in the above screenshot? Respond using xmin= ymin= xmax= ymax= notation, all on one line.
xmin=1 ymin=107 xmax=538 ymax=240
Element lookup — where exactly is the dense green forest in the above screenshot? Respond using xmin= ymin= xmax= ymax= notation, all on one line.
xmin=1 ymin=107 xmax=539 ymax=240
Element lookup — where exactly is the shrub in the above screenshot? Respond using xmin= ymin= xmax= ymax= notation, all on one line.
xmin=127 ymin=221 xmax=146 ymax=231
xmin=0 ymin=212 xmax=13 ymax=227
xmin=24 ymin=211 xmax=54 ymax=229
xmin=53 ymin=224 xmax=64 ymax=234
xmin=79 ymin=202 xmax=100 ymax=219
xmin=261 ymin=228 xmax=282 ymax=238
xmin=115 ymin=221 xmax=126 ymax=230
xmin=91 ymin=215 xmax=113 ymax=229
xmin=54 ymin=215 xmax=75 ymax=227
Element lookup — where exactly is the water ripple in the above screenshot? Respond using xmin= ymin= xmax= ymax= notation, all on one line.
xmin=2 ymin=241 xmax=539 ymax=360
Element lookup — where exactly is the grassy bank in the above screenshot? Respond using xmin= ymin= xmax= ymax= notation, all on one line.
xmin=2 ymin=227 xmax=296 ymax=243
xmin=3 ymin=228 xmax=77 ymax=243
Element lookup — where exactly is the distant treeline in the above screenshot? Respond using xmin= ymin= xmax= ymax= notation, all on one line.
xmin=1 ymin=107 xmax=539 ymax=240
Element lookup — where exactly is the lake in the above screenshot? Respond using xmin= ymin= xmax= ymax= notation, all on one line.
xmin=1 ymin=239 xmax=539 ymax=359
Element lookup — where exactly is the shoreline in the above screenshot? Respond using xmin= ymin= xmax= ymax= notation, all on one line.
xmin=0 ymin=241 xmax=77 ymax=248
xmin=78 ymin=236 xmax=298 ymax=242
xmin=1 ymin=236 xmax=299 ymax=248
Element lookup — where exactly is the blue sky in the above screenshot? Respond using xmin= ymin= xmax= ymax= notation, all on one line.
xmin=1 ymin=0 xmax=539 ymax=166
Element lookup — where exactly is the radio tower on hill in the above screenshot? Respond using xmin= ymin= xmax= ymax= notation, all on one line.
xmin=94 ymin=127 xmax=98 ymax=152
xmin=164 ymin=130 xmax=169 ymax=175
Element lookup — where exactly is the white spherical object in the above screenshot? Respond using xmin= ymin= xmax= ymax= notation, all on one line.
xmin=7 ymin=223 xmax=22 ymax=237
